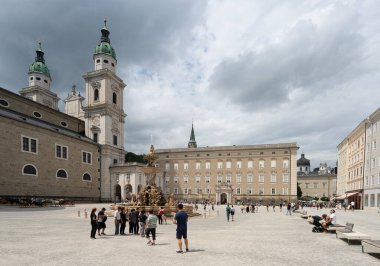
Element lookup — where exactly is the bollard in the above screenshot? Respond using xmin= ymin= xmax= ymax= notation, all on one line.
xmin=203 ymin=213 xmax=206 ymax=219
xmin=217 ymin=210 xmax=219 ymax=216
xmin=78 ymin=210 xmax=80 ymax=217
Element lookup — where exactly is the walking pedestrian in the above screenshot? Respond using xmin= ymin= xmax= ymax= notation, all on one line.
xmin=146 ymin=209 xmax=158 ymax=246
xmin=286 ymin=202 xmax=292 ymax=216
xmin=246 ymin=205 xmax=249 ymax=213
xmin=230 ymin=205 xmax=235 ymax=221
xmin=174 ymin=203 xmax=189 ymax=253
xmin=226 ymin=204 xmax=231 ymax=222
xmin=138 ymin=209 xmax=147 ymax=237
xmin=90 ymin=208 xmax=97 ymax=239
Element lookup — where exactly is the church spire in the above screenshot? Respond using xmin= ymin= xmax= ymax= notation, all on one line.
xmin=188 ymin=122 xmax=197 ymax=148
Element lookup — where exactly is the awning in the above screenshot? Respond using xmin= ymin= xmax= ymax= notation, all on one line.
xmin=335 ymin=192 xmax=359 ymax=200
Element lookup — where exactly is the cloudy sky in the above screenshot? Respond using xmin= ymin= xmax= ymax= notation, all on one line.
xmin=1 ymin=0 xmax=380 ymax=168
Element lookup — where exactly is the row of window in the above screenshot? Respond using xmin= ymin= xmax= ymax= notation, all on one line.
xmin=22 ymin=164 xmax=92 ymax=181
xmin=164 ymin=174 xmax=289 ymax=184
xmin=22 ymin=136 xmax=93 ymax=164
xmin=301 ymin=182 xmax=328 ymax=189
xmin=364 ymin=174 xmax=380 ymax=187
xmin=165 ymin=159 xmax=290 ymax=171
xmin=96 ymin=58 xmax=115 ymax=67
xmin=363 ymin=193 xmax=380 ymax=207
xmin=167 ymin=187 xmax=289 ymax=195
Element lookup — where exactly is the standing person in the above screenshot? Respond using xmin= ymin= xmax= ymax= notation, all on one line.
xmin=211 ymin=204 xmax=214 ymax=211
xmin=146 ymin=209 xmax=158 ymax=246
xmin=266 ymin=204 xmax=269 ymax=212
xmin=174 ymin=203 xmax=189 ymax=253
xmin=158 ymin=207 xmax=165 ymax=225
xmin=279 ymin=203 xmax=283 ymax=212
xmin=273 ymin=204 xmax=276 ymax=212
xmin=350 ymin=201 xmax=355 ymax=211
xmin=230 ymin=205 xmax=235 ymax=221
xmin=134 ymin=208 xmax=140 ymax=234
xmin=246 ymin=205 xmax=250 ymax=213
xmin=226 ymin=204 xmax=231 ymax=222
xmin=120 ymin=207 xmax=126 ymax=235
xmin=128 ymin=209 xmax=134 ymax=234
xmin=114 ymin=207 xmax=121 ymax=235
xmin=90 ymin=208 xmax=97 ymax=239
xmin=138 ymin=209 xmax=147 ymax=237
xmin=286 ymin=203 xmax=292 ymax=216
xmin=251 ymin=204 xmax=255 ymax=213
xmin=97 ymin=207 xmax=107 ymax=236
xmin=157 ymin=208 xmax=163 ymax=225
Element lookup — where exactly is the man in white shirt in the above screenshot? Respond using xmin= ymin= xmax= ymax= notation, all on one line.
xmin=322 ymin=209 xmax=336 ymax=232
xmin=114 ymin=207 xmax=121 ymax=235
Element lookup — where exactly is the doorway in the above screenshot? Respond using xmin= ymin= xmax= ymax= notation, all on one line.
xmin=221 ymin=193 xmax=227 ymax=204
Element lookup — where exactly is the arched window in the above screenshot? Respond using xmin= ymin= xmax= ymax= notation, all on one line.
xmin=56 ymin=169 xmax=68 ymax=179
xmin=94 ymin=89 xmax=99 ymax=101
xmin=82 ymin=173 xmax=91 ymax=181
xmin=23 ymin=164 xmax=37 ymax=176
xmin=113 ymin=92 xmax=117 ymax=104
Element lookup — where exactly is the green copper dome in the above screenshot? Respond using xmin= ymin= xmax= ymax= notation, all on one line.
xmin=94 ymin=42 xmax=116 ymax=59
xmin=94 ymin=19 xmax=116 ymax=59
xmin=28 ymin=43 xmax=51 ymax=78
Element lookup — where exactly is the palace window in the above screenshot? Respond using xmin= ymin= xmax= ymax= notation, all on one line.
xmin=271 ymin=188 xmax=276 ymax=195
xmin=165 ymin=176 xmax=170 ymax=184
xmin=205 ymin=162 xmax=211 ymax=169
xmin=174 ymin=176 xmax=178 ymax=184
xmin=205 ymin=175 xmax=210 ymax=183
xmin=217 ymin=161 xmax=223 ymax=169
xmin=184 ymin=162 xmax=188 ymax=170
xmin=236 ymin=161 xmax=241 ymax=169
xmin=282 ymin=188 xmax=288 ymax=195
xmin=217 ymin=175 xmax=222 ymax=183
xmin=248 ymin=160 xmax=253 ymax=168
xmin=271 ymin=174 xmax=276 ymax=183
xmin=247 ymin=188 xmax=253 ymax=195
xmin=283 ymin=159 xmax=289 ymax=168
xmin=165 ymin=163 xmax=170 ymax=171
xmin=183 ymin=176 xmax=188 ymax=184
xmin=236 ymin=175 xmax=241 ymax=184
xmin=247 ymin=174 xmax=253 ymax=183
xmin=196 ymin=175 xmax=200 ymax=183
xmin=226 ymin=161 xmax=231 ymax=169
xmin=283 ymin=174 xmax=289 ymax=183
xmin=226 ymin=175 xmax=231 ymax=183
xmin=259 ymin=175 xmax=264 ymax=183
xmin=259 ymin=160 xmax=265 ymax=169
xmin=196 ymin=162 xmax=201 ymax=170
xmin=271 ymin=159 xmax=276 ymax=168
xmin=236 ymin=188 xmax=241 ymax=195
xmin=174 ymin=163 xmax=178 ymax=170
xmin=22 ymin=136 xmax=38 ymax=154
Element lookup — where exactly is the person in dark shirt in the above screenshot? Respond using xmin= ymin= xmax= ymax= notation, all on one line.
xmin=90 ymin=208 xmax=97 ymax=239
xmin=174 ymin=204 xmax=189 ymax=253
xmin=97 ymin=207 xmax=107 ymax=236
xmin=120 ymin=207 xmax=127 ymax=235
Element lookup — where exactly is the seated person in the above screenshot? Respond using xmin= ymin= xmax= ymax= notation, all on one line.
xmin=311 ymin=215 xmax=325 ymax=227
xmin=322 ymin=209 xmax=336 ymax=231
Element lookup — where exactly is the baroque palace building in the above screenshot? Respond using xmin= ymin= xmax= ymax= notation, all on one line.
xmin=155 ymin=126 xmax=299 ymax=204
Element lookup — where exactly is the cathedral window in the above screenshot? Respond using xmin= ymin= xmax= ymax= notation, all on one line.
xmin=56 ymin=144 xmax=68 ymax=159
xmin=82 ymin=151 xmax=92 ymax=164
xmin=94 ymin=89 xmax=99 ymax=101
xmin=44 ymin=80 xmax=48 ymax=83
xmin=113 ymin=92 xmax=117 ymax=104
xmin=33 ymin=111 xmax=42 ymax=118
xmin=96 ymin=59 xmax=100 ymax=63
xmin=56 ymin=169 xmax=68 ymax=179
xmin=21 ymin=136 xmax=38 ymax=154
xmin=93 ymin=133 xmax=98 ymax=143
xmin=36 ymin=77 xmax=41 ymax=81
xmin=60 ymin=121 xmax=68 ymax=127
xmin=104 ymin=59 xmax=109 ymax=64
xmin=82 ymin=173 xmax=92 ymax=181
xmin=113 ymin=135 xmax=118 ymax=146
xmin=111 ymin=63 xmax=115 ymax=67
xmin=0 ymin=99 xmax=9 ymax=107
xmin=30 ymin=77 xmax=33 ymax=80
xmin=22 ymin=164 xmax=37 ymax=176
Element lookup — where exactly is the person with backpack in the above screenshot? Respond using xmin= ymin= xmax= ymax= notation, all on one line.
xmin=226 ymin=204 xmax=231 ymax=222
xmin=230 ymin=205 xmax=235 ymax=221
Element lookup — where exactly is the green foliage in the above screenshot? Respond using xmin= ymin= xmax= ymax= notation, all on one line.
xmin=125 ymin=152 xmax=146 ymax=164
xmin=297 ymin=182 xmax=303 ymax=198
xmin=320 ymin=196 xmax=330 ymax=201
xmin=313 ymin=197 xmax=319 ymax=201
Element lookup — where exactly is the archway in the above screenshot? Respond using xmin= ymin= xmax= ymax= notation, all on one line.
xmin=220 ymin=193 xmax=227 ymax=204
xmin=114 ymin=184 xmax=121 ymax=203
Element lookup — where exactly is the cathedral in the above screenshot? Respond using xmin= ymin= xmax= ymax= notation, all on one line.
xmin=0 ymin=20 xmax=144 ymax=202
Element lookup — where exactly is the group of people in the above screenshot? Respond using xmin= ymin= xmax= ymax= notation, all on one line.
xmin=89 ymin=204 xmax=190 ymax=253
xmin=310 ymin=209 xmax=337 ymax=232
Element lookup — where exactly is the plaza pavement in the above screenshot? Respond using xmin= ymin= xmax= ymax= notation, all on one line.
xmin=0 ymin=204 xmax=379 ymax=266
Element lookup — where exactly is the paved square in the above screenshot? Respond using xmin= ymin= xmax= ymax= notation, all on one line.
xmin=0 ymin=205 xmax=379 ymax=266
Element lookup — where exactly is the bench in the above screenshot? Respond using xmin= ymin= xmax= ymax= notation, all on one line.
xmin=327 ymin=222 xmax=350 ymax=233
xmin=362 ymin=240 xmax=380 ymax=254
xmin=336 ymin=231 xmax=371 ymax=245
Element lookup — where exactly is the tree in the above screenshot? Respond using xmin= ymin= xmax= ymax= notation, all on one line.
xmin=125 ymin=152 xmax=146 ymax=164
xmin=320 ymin=196 xmax=330 ymax=202
xmin=297 ymin=182 xmax=302 ymax=199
